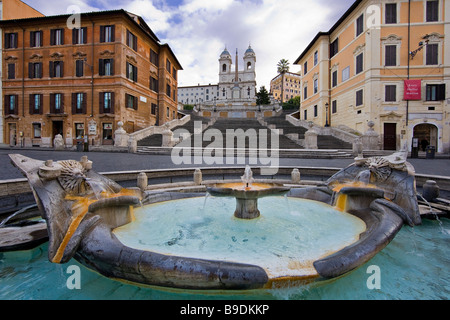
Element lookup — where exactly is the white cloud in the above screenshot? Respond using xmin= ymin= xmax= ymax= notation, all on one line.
xmin=22 ymin=0 xmax=351 ymax=89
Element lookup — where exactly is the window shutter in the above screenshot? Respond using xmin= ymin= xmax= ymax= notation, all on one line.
xmin=83 ymin=93 xmax=87 ymax=114
xmin=99 ymin=92 xmax=104 ymax=114
xmin=60 ymin=94 xmax=65 ymax=113
xmin=126 ymin=62 xmax=130 ymax=79
xmin=29 ymin=94 xmax=33 ymax=115
xmin=110 ymin=92 xmax=115 ymax=114
xmin=28 ymin=62 xmax=33 ymax=78
xmin=100 ymin=26 xmax=105 ymax=42
xmin=126 ymin=31 xmax=130 ymax=47
xmin=49 ymin=61 xmax=54 ymax=78
xmin=50 ymin=29 xmax=55 ymax=45
xmin=60 ymin=61 xmax=64 ymax=77
xmin=13 ymin=33 xmax=18 ymax=48
xmin=134 ymin=96 xmax=138 ymax=110
xmin=60 ymin=29 xmax=65 ymax=45
xmin=39 ymin=95 xmax=43 ymax=114
xmin=50 ymin=94 xmax=55 ymax=113
xmin=39 ymin=63 xmax=43 ymax=78
xmin=110 ymin=58 xmax=114 ymax=75
xmin=133 ymin=65 xmax=138 ymax=82
xmin=82 ymin=27 xmax=87 ymax=44
xmin=133 ymin=35 xmax=137 ymax=51
xmin=5 ymin=34 xmax=10 ymax=49
xmin=72 ymin=28 xmax=77 ymax=44
xmin=99 ymin=59 xmax=104 ymax=76
xmin=72 ymin=93 xmax=76 ymax=114
xmin=30 ymin=31 xmax=35 ymax=47
xmin=110 ymin=25 xmax=115 ymax=42
xmin=39 ymin=31 xmax=43 ymax=46
xmin=437 ymin=84 xmax=446 ymax=100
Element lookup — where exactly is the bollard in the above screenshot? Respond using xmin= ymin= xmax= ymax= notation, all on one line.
xmin=193 ymin=169 xmax=202 ymax=185
xmin=137 ymin=172 xmax=148 ymax=190
xmin=291 ymin=168 xmax=301 ymax=184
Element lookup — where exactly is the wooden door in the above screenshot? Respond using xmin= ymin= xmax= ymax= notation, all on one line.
xmin=383 ymin=123 xmax=397 ymax=150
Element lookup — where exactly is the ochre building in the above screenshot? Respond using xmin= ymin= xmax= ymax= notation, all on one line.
xmin=1 ymin=9 xmax=182 ymax=148
xmin=295 ymin=0 xmax=449 ymax=153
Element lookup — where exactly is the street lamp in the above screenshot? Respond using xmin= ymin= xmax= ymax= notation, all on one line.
xmin=325 ymin=102 xmax=329 ymax=127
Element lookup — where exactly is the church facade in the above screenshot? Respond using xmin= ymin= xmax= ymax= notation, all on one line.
xmin=178 ymin=45 xmax=257 ymax=106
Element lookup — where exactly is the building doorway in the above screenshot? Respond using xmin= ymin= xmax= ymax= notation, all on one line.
xmin=8 ymin=123 xmax=17 ymax=146
xmin=383 ymin=123 xmax=397 ymax=150
xmin=52 ymin=121 xmax=63 ymax=145
xmin=413 ymin=123 xmax=438 ymax=151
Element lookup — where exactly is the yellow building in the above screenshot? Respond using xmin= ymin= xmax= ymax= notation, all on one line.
xmin=294 ymin=0 xmax=449 ymax=153
xmin=270 ymin=71 xmax=301 ymax=103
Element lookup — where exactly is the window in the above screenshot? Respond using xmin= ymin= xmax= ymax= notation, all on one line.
xmin=330 ymin=38 xmax=339 ymax=58
xmin=356 ymin=89 xmax=364 ymax=106
xmin=4 ymin=95 xmax=18 ymax=115
xmin=166 ymin=59 xmax=171 ymax=72
xmin=151 ymin=103 xmax=157 ymax=115
xmin=49 ymin=61 xmax=64 ymax=78
xmin=303 ymin=61 xmax=308 ymax=75
xmin=356 ymin=14 xmax=364 ymax=37
xmin=313 ymin=79 xmax=318 ymax=94
xmin=75 ymin=60 xmax=84 ymax=77
xmin=356 ymin=53 xmax=364 ymax=74
xmin=100 ymin=92 xmax=114 ymax=114
xmin=166 ymin=107 xmax=170 ymax=118
xmin=100 ymin=25 xmax=115 ymax=43
xmin=313 ymin=105 xmax=318 ymax=117
xmin=385 ymin=3 xmax=397 ymax=24
xmin=332 ymin=100 xmax=337 ymax=114
xmin=166 ymin=84 xmax=171 ymax=97
xmin=29 ymin=94 xmax=43 ymax=115
xmin=314 ymin=51 xmax=318 ymax=66
xmin=99 ymin=59 xmax=114 ymax=76
xmin=28 ymin=62 xmax=43 ymax=79
xmin=426 ymin=0 xmax=439 ymax=22
xmin=303 ymin=85 xmax=308 ymax=100
xmin=304 ymin=109 xmax=307 ymax=120
xmin=33 ymin=123 xmax=41 ymax=138
xmin=173 ymin=66 xmax=177 ymax=80
xmin=126 ymin=93 xmax=138 ymax=110
xmin=50 ymin=93 xmax=64 ymax=113
xmin=332 ymin=70 xmax=338 ymax=87
xmin=342 ymin=66 xmax=350 ymax=82
xmin=4 ymin=33 xmax=18 ymax=49
xmin=426 ymin=43 xmax=438 ymax=65
xmin=72 ymin=27 xmax=87 ymax=44
xmin=385 ymin=85 xmax=397 ymax=102
xmin=7 ymin=63 xmax=15 ymax=79
xmin=426 ymin=84 xmax=445 ymax=101
xmin=126 ymin=62 xmax=138 ymax=82
xmin=126 ymin=30 xmax=137 ymax=51
xmin=30 ymin=31 xmax=43 ymax=47
xmin=385 ymin=45 xmax=397 ymax=66
xmin=72 ymin=93 xmax=86 ymax=114
xmin=150 ymin=49 xmax=159 ymax=66
xmin=150 ymin=76 xmax=158 ymax=92
xmin=50 ymin=29 xmax=64 ymax=46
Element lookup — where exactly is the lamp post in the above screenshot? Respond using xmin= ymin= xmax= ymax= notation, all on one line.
xmin=325 ymin=102 xmax=329 ymax=127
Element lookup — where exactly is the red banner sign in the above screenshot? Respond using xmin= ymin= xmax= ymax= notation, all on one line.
xmin=404 ymin=80 xmax=422 ymax=100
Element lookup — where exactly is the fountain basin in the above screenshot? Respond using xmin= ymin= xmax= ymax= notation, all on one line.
xmin=8 ymin=153 xmax=420 ymax=290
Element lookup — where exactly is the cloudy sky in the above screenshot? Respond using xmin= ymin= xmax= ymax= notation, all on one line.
xmin=23 ymin=0 xmax=355 ymax=88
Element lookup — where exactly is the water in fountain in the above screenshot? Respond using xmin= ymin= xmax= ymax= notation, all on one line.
xmin=241 ymin=165 xmax=254 ymax=189
xmin=85 ymin=178 xmax=115 ymax=200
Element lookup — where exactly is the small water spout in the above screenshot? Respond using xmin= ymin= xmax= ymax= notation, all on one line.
xmin=85 ymin=178 xmax=115 ymax=200
xmin=0 ymin=204 xmax=38 ymax=228
xmin=241 ymin=166 xmax=254 ymax=189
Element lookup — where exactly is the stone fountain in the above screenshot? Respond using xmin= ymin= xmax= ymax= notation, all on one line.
xmin=8 ymin=148 xmax=421 ymax=290
xmin=207 ymin=166 xmax=290 ymax=219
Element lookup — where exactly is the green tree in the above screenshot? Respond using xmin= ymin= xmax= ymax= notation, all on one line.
xmin=256 ymin=86 xmax=270 ymax=105
xmin=277 ymin=59 xmax=290 ymax=103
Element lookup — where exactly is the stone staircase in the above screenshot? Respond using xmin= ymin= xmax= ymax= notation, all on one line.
xmin=136 ymin=111 xmax=353 ymax=158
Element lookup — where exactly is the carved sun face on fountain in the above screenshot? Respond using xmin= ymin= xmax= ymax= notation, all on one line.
xmin=57 ymin=160 xmax=89 ymax=195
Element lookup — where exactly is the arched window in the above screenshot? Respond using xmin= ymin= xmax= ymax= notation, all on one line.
xmin=222 ymin=64 xmax=227 ymax=72
xmin=247 ymin=62 xmax=252 ymax=70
